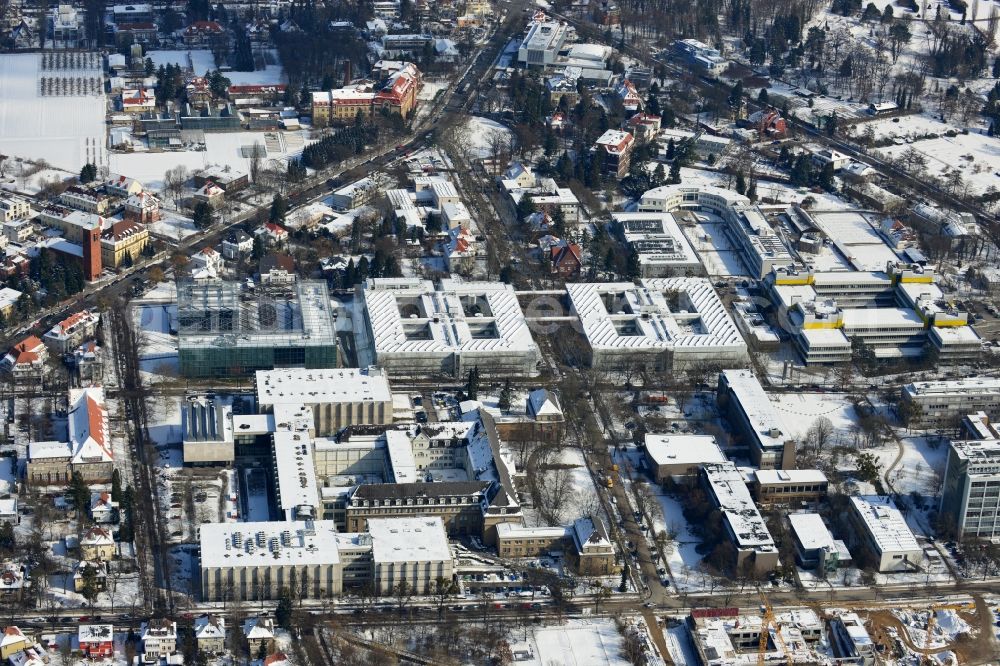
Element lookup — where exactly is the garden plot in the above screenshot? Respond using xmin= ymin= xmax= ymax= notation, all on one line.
xmin=0 ymin=53 xmax=106 ymax=171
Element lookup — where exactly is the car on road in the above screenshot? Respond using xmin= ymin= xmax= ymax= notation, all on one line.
xmin=416 ymin=410 xmax=428 ymax=423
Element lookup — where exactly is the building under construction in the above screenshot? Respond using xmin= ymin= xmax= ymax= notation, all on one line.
xmin=177 ymin=279 xmax=338 ymax=378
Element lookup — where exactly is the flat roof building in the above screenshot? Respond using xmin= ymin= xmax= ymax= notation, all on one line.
xmin=566 ymin=278 xmax=748 ymax=372
xmin=177 ymin=279 xmax=338 ymax=378
xmin=786 ymin=513 xmax=851 ymax=574
xmin=751 ymin=469 xmax=828 ymax=505
xmin=182 ymin=394 xmax=235 ymax=466
xmin=255 ymin=367 xmax=393 ymax=436
xmin=358 ymin=278 xmax=540 ymax=378
xmin=901 ymin=378 xmax=1000 ymax=428
xmin=518 ymin=21 xmax=568 ymax=67
xmin=700 ymin=462 xmax=778 ymax=574
xmin=940 ymin=437 xmax=1000 ymax=541
xmin=199 ymin=516 xmax=453 ymax=601
xmin=644 ymin=434 xmax=726 ymax=482
xmin=612 ymin=212 xmax=703 ymax=277
xmin=848 ymin=496 xmax=921 ymax=572
xmin=717 ymin=369 xmax=795 ymax=469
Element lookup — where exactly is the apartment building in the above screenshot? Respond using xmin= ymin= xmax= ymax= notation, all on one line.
xmin=141 ymin=619 xmax=178 ymax=663
xmin=60 ymin=187 xmax=109 ymax=215
xmin=592 ymin=129 xmax=634 ymax=179
xmin=27 ymin=387 xmax=113 ymax=485
xmin=101 ymin=220 xmax=149 ymax=269
xmin=940 ymin=437 xmax=1000 ymax=540
xmin=0 ymin=196 xmax=31 ymax=224
xmin=900 ymin=378 xmax=1000 ymax=428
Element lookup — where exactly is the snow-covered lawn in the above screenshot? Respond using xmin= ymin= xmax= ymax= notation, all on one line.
xmin=463 ymin=116 xmax=513 ymax=159
xmin=771 ymin=392 xmax=859 ymax=446
xmin=146 ymin=49 xmax=217 ymax=75
xmin=0 ymin=53 xmax=105 ymax=171
xmin=147 ymin=210 xmax=199 ymax=241
xmin=877 ymin=130 xmax=1000 ymax=196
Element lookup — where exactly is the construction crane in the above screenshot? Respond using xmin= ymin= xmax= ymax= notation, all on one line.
xmin=756 ymin=586 xmax=793 ymax=666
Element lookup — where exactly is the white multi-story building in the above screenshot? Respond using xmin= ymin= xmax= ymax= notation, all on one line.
xmin=613 ymin=212 xmax=703 ymax=277
xmin=255 ymin=367 xmax=394 ymax=436
xmin=638 ymin=185 xmax=794 ymax=279
xmin=848 ymin=496 xmax=921 ymax=572
xmin=0 ymin=196 xmax=31 ymax=224
xmin=940 ymin=437 xmax=1000 ymax=540
xmin=700 ymin=462 xmax=778 ymax=574
xmin=518 ymin=21 xmax=568 ymax=67
xmin=199 ymin=517 xmax=452 ymax=601
xmin=358 ymin=278 xmax=541 ymax=378
xmin=900 ymin=378 xmax=1000 ymax=428
xmin=566 ymin=279 xmax=748 ymax=372
xmin=717 ymin=369 xmax=795 ymax=469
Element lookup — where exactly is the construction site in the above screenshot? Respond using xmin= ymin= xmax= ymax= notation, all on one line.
xmin=683 ymin=592 xmax=1000 ymax=665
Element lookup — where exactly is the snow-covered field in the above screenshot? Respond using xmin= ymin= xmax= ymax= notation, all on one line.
xmin=524 ymin=619 xmax=631 ymax=666
xmin=0 ymin=53 xmax=106 ymax=171
xmin=109 ymin=129 xmax=313 ymax=190
xmin=146 ymin=49 xmax=217 ymax=76
xmin=877 ymin=129 xmax=1000 ymax=196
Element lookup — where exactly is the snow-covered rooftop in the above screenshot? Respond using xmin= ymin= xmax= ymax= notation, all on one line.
xmin=644 ymin=434 xmax=726 ymax=468
xmin=368 ymin=516 xmax=451 ymax=563
xmin=849 ymin=496 xmax=920 ymax=555
xmin=256 ymin=367 xmax=392 ymax=407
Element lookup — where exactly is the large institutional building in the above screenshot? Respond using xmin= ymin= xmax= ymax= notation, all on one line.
xmin=900 ymin=378 xmax=1000 ymax=428
xmin=199 ymin=517 xmax=452 ymax=601
xmin=177 ymin=279 xmax=338 ymax=378
xmin=941 ymin=419 xmax=1000 ymax=540
xmin=565 ymin=278 xmax=748 ymax=372
xmin=311 ymin=62 xmax=420 ymax=125
xmin=357 ymin=278 xmax=541 ymax=378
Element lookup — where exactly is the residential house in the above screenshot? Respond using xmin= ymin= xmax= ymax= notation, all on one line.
xmin=221 ymin=229 xmax=253 ymax=260
xmin=626 ymin=112 xmax=661 ymax=142
xmin=193 ymin=181 xmax=225 ymax=208
xmin=51 ymin=5 xmax=82 ymax=47
xmin=194 ymin=167 xmax=249 ymax=193
xmin=259 ymin=253 xmax=296 ymax=285
xmin=114 ymin=21 xmax=157 ymax=45
xmin=73 ymin=341 xmax=103 ymax=383
xmin=0 ymin=287 xmax=23 ymax=319
xmin=443 ymin=227 xmax=481 ymax=273
xmin=104 ymin=175 xmax=144 ymax=198
xmin=90 ymin=492 xmax=118 ymax=524
xmin=2 ymin=336 xmax=47 ymax=383
xmin=617 ymin=79 xmax=642 ymax=112
xmin=183 ymin=21 xmax=225 ymax=47
xmin=43 ymin=310 xmax=100 ymax=354
xmin=0 ymin=627 xmax=32 ymax=659
xmin=141 ymin=619 xmax=178 ymax=663
xmin=746 ymin=109 xmax=787 ymax=139
xmin=60 ymin=187 xmax=109 ymax=215
xmin=255 ymin=222 xmax=288 ymax=247
xmin=592 ymin=129 xmax=634 ymax=179
xmin=548 ymin=240 xmax=582 ymax=278
xmin=0 ymin=196 xmax=32 ymax=224
xmin=80 ymin=526 xmax=115 ymax=560
xmin=124 ymin=192 xmax=160 ymax=224
xmin=243 ymin=617 xmax=275 ymax=656
xmin=190 ymin=247 xmax=223 ymax=280
xmin=194 ymin=615 xmax=226 ymax=654
xmin=73 ymin=560 xmax=107 ymax=593
xmin=0 ymin=563 xmax=26 ymax=600
xmin=122 ymin=88 xmax=156 ymax=115
xmin=78 ymin=625 xmax=114 ymax=659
